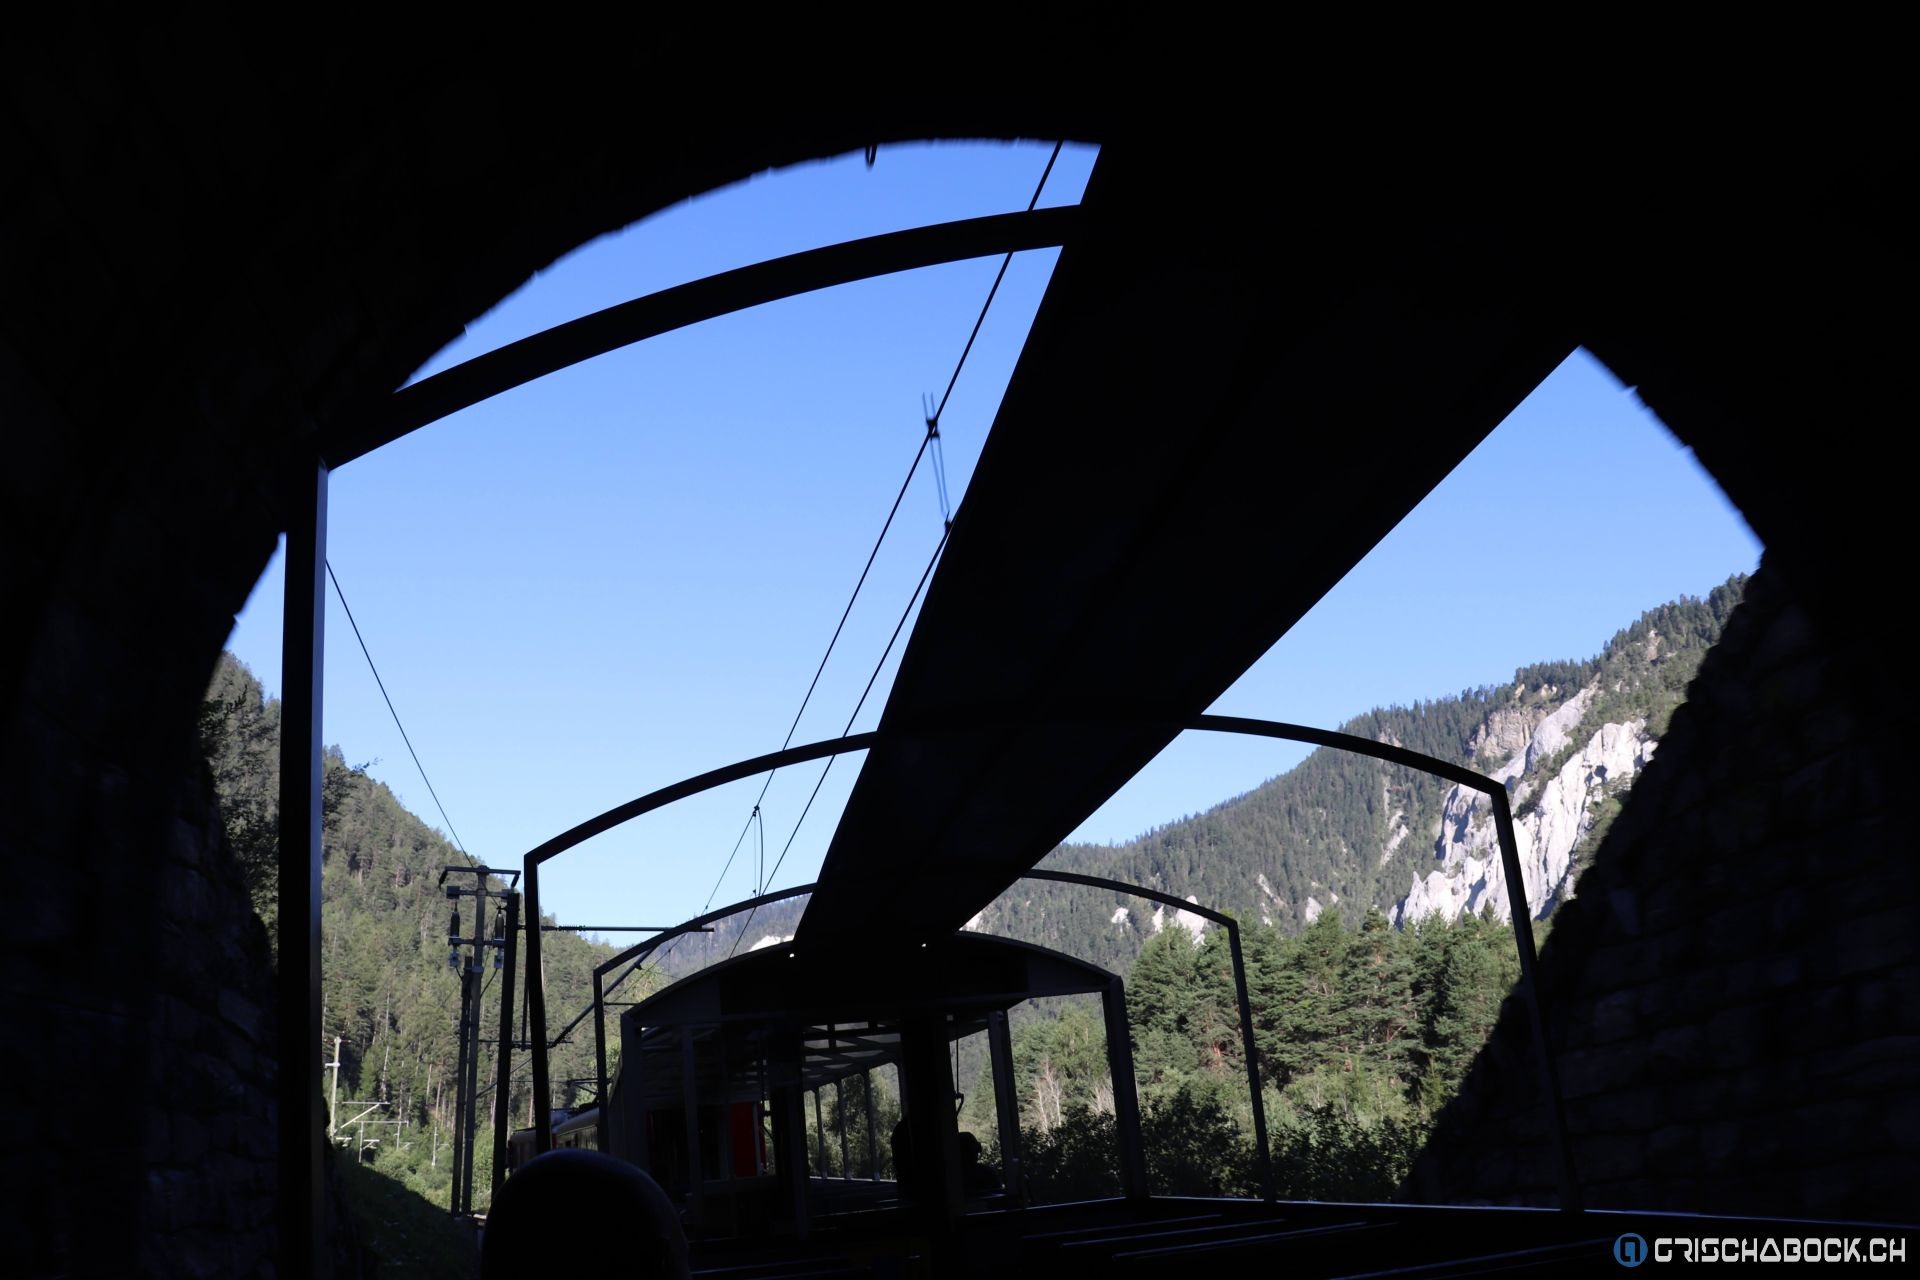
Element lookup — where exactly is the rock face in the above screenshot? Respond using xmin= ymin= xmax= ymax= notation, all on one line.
xmin=1150 ymin=896 xmax=1210 ymax=943
xmin=1395 ymin=683 xmax=1657 ymax=925
xmin=1256 ymin=873 xmax=1287 ymax=925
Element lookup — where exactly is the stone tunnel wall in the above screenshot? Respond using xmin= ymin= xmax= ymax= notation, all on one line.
xmin=3 ymin=729 xmax=280 ymax=1276
xmin=1406 ymin=561 xmax=1920 ymax=1220
xmin=140 ymin=756 xmax=281 ymax=1277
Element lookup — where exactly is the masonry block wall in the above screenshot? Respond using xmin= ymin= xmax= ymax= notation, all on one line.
xmin=142 ymin=762 xmax=280 ymax=1276
xmin=1407 ymin=561 xmax=1920 ymax=1220
xmin=2 ymin=726 xmax=279 ymax=1276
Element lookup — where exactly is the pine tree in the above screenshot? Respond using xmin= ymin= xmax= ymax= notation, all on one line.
xmin=1339 ymin=907 xmax=1417 ymax=1084
xmin=1188 ymin=925 xmax=1244 ymax=1077
xmin=1417 ymin=912 xmax=1505 ymax=1110
xmin=1127 ymin=927 xmax=1199 ymax=1038
xmin=1269 ymin=909 xmax=1348 ymax=1085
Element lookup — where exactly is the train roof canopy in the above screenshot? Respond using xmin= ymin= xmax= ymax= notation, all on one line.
xmin=614 ymin=932 xmax=1114 ymax=1108
xmin=799 ymin=138 xmax=1572 ymax=954
xmin=622 ymin=931 xmax=1113 ymax=1031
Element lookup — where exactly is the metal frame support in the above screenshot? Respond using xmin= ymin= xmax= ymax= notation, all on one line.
xmin=773 ymin=1028 xmax=810 ymax=1236
xmin=526 ymin=862 xmax=551 ymax=1150
xmin=836 ymin=1072 xmax=850 ymax=1179
xmin=863 ymin=1069 xmax=879 ymax=1181
xmin=1023 ymin=868 xmax=1275 ymax=1201
xmin=319 ymin=208 xmax=1079 ymax=468
xmin=527 ymin=735 xmax=873 ymax=1149
xmin=1224 ymin=914 xmax=1275 ymax=1202
xmin=813 ymin=1088 xmax=827 ymax=1176
xmin=1191 ymin=714 xmax=1581 ymax=1211
xmin=1102 ymin=977 xmax=1149 ymax=1201
xmin=277 ymin=456 xmax=329 ymax=1280
xmin=592 ymin=966 xmax=608 ymax=1151
xmin=899 ymin=1012 xmax=964 ymax=1229
xmin=1492 ymin=791 xmax=1582 ymax=1210
xmin=683 ymin=1029 xmax=705 ymax=1227
xmin=986 ymin=1009 xmax=1022 ymax=1201
xmin=718 ymin=1030 xmax=740 ymax=1237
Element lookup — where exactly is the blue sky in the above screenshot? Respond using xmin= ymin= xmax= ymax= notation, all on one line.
xmin=225 ymin=141 xmax=1761 ymax=937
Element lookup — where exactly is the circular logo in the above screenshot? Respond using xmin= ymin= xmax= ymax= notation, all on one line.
xmin=1614 ymin=1233 xmax=1649 ymax=1267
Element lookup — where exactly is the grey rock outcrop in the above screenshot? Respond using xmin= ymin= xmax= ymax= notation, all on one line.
xmin=1395 ymin=684 xmax=1656 ymax=925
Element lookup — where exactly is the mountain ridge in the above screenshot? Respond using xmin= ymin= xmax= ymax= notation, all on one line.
xmin=958 ymin=573 xmax=1748 ymax=975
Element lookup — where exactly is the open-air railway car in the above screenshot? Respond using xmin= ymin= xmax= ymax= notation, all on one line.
xmin=598 ymin=931 xmax=1130 ymax=1238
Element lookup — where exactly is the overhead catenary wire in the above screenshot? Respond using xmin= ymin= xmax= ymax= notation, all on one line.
xmin=920 ymin=141 xmax=1060 ymax=529
xmin=735 ymin=145 xmax=1064 ymax=922
xmin=727 ymin=521 xmax=950 ymax=958
xmin=326 ymin=560 xmax=474 ymax=866
xmin=926 ymin=140 xmax=1063 ymax=433
xmin=702 ymin=808 xmax=762 ymax=914
xmin=619 ymin=524 xmax=950 ymax=1001
xmin=696 ymin=430 xmax=934 ymax=914
xmin=666 ymin=141 xmax=1068 ymax=979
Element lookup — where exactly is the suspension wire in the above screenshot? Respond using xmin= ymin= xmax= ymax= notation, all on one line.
xmin=921 ymin=141 xmax=1061 ymax=529
xmin=920 ymin=397 xmax=954 ymax=528
xmin=932 ymin=430 xmax=952 ymax=527
xmin=326 ymin=560 xmax=474 ymax=866
xmin=728 ymin=524 xmax=950 ymax=958
xmin=926 ymin=141 xmax=1063 ymax=432
xmin=771 ymin=433 xmax=933 ymax=759
xmin=702 ymin=808 xmax=761 ymax=913
xmin=679 ymin=141 xmax=1066 ymax=975
xmin=696 ymin=430 xmax=934 ymax=917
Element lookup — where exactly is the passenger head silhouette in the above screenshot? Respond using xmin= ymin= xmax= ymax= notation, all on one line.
xmin=481 ymin=1149 xmax=688 ymax=1279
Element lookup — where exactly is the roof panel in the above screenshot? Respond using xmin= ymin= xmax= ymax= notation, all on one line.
xmin=800 ymin=140 xmax=1574 ymax=952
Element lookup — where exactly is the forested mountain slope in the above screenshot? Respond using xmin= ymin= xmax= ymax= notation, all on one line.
xmin=199 ymin=656 xmax=637 ymax=1205
xmin=964 ymin=575 xmax=1747 ymax=977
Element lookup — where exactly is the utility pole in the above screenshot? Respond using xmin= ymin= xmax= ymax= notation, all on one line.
xmin=463 ymin=877 xmax=484 ymax=1212
xmin=449 ymin=935 xmax=471 ymax=1209
xmin=439 ymin=864 xmax=518 ymax=1218
xmin=328 ymin=1043 xmax=343 ymax=1143
xmin=489 ymin=889 xmax=520 ymax=1201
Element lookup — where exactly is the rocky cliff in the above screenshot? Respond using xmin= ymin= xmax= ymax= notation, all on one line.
xmin=1396 ymin=686 xmax=1658 ymax=925
xmin=964 ymin=574 xmax=1748 ymax=973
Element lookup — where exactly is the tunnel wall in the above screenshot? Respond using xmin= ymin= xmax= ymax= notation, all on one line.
xmin=1408 ymin=562 xmax=1920 ymax=1219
